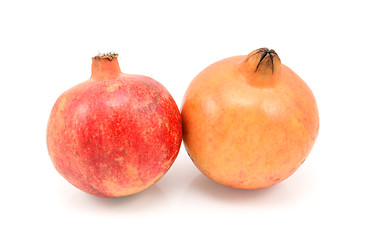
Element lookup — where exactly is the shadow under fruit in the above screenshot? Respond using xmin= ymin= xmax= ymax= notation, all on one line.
xmin=181 ymin=48 xmax=319 ymax=189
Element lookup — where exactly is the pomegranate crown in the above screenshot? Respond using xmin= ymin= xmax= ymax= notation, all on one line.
xmin=93 ymin=52 xmax=119 ymax=61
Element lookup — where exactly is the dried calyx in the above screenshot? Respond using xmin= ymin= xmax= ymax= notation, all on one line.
xmin=93 ymin=52 xmax=119 ymax=61
xmin=91 ymin=52 xmax=121 ymax=78
xmin=240 ymin=48 xmax=282 ymax=87
xmin=254 ymin=48 xmax=280 ymax=73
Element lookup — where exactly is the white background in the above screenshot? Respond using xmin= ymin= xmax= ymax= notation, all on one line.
xmin=1 ymin=0 xmax=369 ymax=239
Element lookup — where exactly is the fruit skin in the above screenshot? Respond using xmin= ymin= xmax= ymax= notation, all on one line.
xmin=181 ymin=48 xmax=319 ymax=189
xmin=47 ymin=54 xmax=182 ymax=197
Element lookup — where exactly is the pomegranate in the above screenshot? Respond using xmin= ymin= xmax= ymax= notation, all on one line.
xmin=47 ymin=53 xmax=182 ymax=197
xmin=181 ymin=48 xmax=319 ymax=189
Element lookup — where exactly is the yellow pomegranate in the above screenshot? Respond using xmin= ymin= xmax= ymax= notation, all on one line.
xmin=181 ymin=48 xmax=319 ymax=189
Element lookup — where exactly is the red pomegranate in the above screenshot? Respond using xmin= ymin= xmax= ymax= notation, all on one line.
xmin=47 ymin=53 xmax=182 ymax=197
